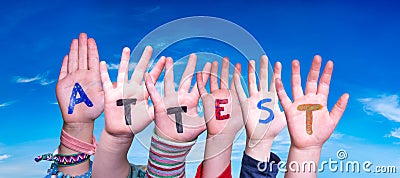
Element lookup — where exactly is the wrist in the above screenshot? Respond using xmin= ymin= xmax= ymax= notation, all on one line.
xmin=285 ymin=145 xmax=322 ymax=176
xmin=204 ymin=133 xmax=235 ymax=160
xmin=93 ymin=131 xmax=131 ymax=178
xmin=206 ymin=133 xmax=235 ymax=142
xmin=59 ymin=122 xmax=94 ymax=155
xmin=202 ymin=133 xmax=234 ymax=177
xmin=290 ymin=145 xmax=323 ymax=153
xmin=287 ymin=145 xmax=322 ymax=168
xmin=245 ymin=138 xmax=273 ymax=162
xmin=154 ymin=127 xmax=196 ymax=143
xmin=99 ymin=130 xmax=133 ymax=153
xmin=62 ymin=122 xmax=94 ymax=143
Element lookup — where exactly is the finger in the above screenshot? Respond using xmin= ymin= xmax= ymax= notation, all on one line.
xmin=275 ymin=78 xmax=292 ymax=110
xmin=68 ymin=39 xmax=78 ymax=73
xmin=144 ymin=73 xmax=164 ymax=112
xmin=230 ymin=62 xmax=241 ymax=90
xmin=260 ymin=55 xmax=269 ymax=93
xmin=196 ymin=71 xmax=208 ymax=97
xmin=220 ymin=57 xmax=230 ymax=89
xmin=164 ymin=57 xmax=175 ymax=96
xmin=100 ymin=61 xmax=113 ymax=91
xmin=58 ymin=55 xmax=69 ymax=80
xmin=305 ymin=55 xmax=322 ymax=95
xmin=191 ymin=62 xmax=211 ymax=97
xmin=210 ymin=61 xmax=219 ymax=92
xmin=78 ymin=33 xmax=88 ymax=70
xmin=131 ymin=46 xmax=153 ymax=83
xmin=291 ymin=60 xmax=304 ymax=101
xmin=88 ymin=38 xmax=100 ymax=71
xmin=149 ymin=56 xmax=166 ymax=83
xmin=233 ymin=63 xmax=246 ymax=104
xmin=330 ymin=93 xmax=349 ymax=125
xmin=179 ymin=53 xmax=197 ymax=92
xmin=248 ymin=60 xmax=258 ymax=97
xmin=117 ymin=47 xmax=130 ymax=86
xmin=270 ymin=62 xmax=282 ymax=93
xmin=317 ymin=60 xmax=334 ymax=99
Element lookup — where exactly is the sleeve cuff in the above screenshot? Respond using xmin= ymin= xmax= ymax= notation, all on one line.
xmin=152 ymin=130 xmax=196 ymax=147
xmin=241 ymin=151 xmax=280 ymax=173
xmin=195 ymin=161 xmax=232 ymax=178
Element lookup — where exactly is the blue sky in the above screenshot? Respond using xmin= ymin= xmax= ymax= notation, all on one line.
xmin=0 ymin=0 xmax=400 ymax=177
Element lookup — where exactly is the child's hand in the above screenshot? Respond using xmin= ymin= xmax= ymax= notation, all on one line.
xmin=197 ymin=58 xmax=244 ymax=139
xmin=233 ymin=56 xmax=286 ymax=161
xmin=56 ymin=33 xmax=104 ymax=125
xmin=56 ymin=33 xmax=103 ymax=176
xmin=99 ymin=46 xmax=166 ymax=139
xmin=145 ymin=54 xmax=211 ymax=142
xmin=196 ymin=58 xmax=243 ymax=177
xmin=276 ymin=55 xmax=349 ymax=150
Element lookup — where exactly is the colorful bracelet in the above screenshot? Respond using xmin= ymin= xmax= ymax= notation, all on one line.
xmin=35 ymin=152 xmax=90 ymax=167
xmin=55 ymin=153 xmax=90 ymax=166
xmin=61 ymin=129 xmax=97 ymax=155
xmin=45 ymin=160 xmax=93 ymax=178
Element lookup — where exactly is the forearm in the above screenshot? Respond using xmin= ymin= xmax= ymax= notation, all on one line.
xmin=202 ymin=134 xmax=234 ymax=177
xmin=284 ymin=146 xmax=322 ymax=178
xmin=93 ymin=130 xmax=133 ymax=178
xmin=245 ymin=139 xmax=273 ymax=162
xmin=58 ymin=122 xmax=94 ymax=175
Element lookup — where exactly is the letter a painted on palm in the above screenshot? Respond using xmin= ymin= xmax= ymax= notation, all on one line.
xmin=68 ymin=83 xmax=93 ymax=114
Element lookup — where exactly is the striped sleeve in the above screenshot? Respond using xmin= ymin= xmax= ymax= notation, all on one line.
xmin=146 ymin=131 xmax=196 ymax=178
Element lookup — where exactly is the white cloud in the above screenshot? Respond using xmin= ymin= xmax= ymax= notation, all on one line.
xmin=106 ymin=63 xmax=120 ymax=70
xmin=49 ymin=102 xmax=58 ymax=105
xmin=330 ymin=132 xmax=344 ymax=140
xmin=389 ymin=128 xmax=400 ymax=139
xmin=358 ymin=94 xmax=400 ymax=122
xmin=132 ymin=6 xmax=161 ymax=18
xmin=13 ymin=71 xmax=55 ymax=85
xmin=0 ymin=101 xmax=16 ymax=108
xmin=0 ymin=154 xmax=10 ymax=161
xmin=107 ymin=62 xmax=137 ymax=71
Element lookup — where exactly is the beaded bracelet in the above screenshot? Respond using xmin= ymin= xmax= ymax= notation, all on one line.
xmin=45 ymin=160 xmax=93 ymax=178
xmin=35 ymin=152 xmax=90 ymax=167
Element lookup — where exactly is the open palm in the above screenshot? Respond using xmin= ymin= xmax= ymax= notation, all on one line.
xmin=100 ymin=46 xmax=165 ymax=138
xmin=145 ymin=54 xmax=211 ymax=142
xmin=275 ymin=55 xmax=349 ymax=149
xmin=197 ymin=58 xmax=244 ymax=138
xmin=56 ymin=33 xmax=104 ymax=124
xmin=234 ymin=56 xmax=286 ymax=145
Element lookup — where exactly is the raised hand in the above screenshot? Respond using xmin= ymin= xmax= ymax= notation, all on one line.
xmin=145 ymin=54 xmax=211 ymax=142
xmin=94 ymin=46 xmax=165 ymax=178
xmin=197 ymin=58 xmax=244 ymax=138
xmin=276 ymin=55 xmax=349 ymax=149
xmin=233 ymin=56 xmax=286 ymax=161
xmin=196 ymin=57 xmax=244 ymax=177
xmin=99 ymin=46 xmax=166 ymax=138
xmin=55 ymin=33 xmax=103 ymax=176
xmin=56 ymin=33 xmax=104 ymax=124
